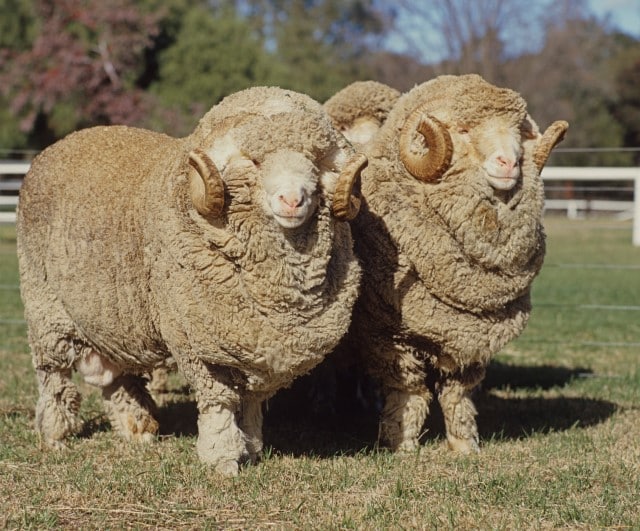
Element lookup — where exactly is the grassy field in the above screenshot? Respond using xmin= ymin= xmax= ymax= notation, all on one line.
xmin=1 ymin=217 xmax=639 ymax=529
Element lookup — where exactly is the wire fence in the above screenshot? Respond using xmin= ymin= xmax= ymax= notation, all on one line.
xmin=1 ymin=261 xmax=638 ymax=350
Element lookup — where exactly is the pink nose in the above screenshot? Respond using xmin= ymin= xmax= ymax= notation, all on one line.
xmin=496 ymin=155 xmax=516 ymax=171
xmin=279 ymin=193 xmax=304 ymax=208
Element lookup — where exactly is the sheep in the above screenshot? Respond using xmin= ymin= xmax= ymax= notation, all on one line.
xmin=17 ymin=86 xmax=366 ymax=476
xmin=325 ymin=74 xmax=568 ymax=453
xmin=324 ymin=80 xmax=400 ymax=147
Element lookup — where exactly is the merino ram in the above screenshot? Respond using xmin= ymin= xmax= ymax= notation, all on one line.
xmin=324 ymin=80 xmax=400 ymax=148
xmin=17 ymin=86 xmax=366 ymax=475
xmin=325 ymin=74 xmax=568 ymax=453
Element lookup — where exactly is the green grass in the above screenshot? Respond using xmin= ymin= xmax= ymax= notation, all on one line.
xmin=1 ymin=217 xmax=640 ymax=529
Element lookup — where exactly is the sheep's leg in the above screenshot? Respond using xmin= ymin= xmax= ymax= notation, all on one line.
xmin=34 ymin=368 xmax=82 ymax=448
xmin=102 ymin=374 xmax=159 ymax=443
xmin=24 ymin=285 xmax=83 ymax=447
xmin=72 ymin=347 xmax=159 ymax=442
xmin=437 ymin=378 xmax=480 ymax=454
xmin=174 ymin=355 xmax=249 ymax=476
xmin=379 ymin=388 xmax=431 ymax=452
xmin=148 ymin=366 xmax=170 ymax=394
xmin=238 ymin=395 xmax=264 ymax=463
xmin=197 ymin=401 xmax=249 ymax=476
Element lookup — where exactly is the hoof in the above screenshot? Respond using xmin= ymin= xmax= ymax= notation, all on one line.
xmin=124 ymin=415 xmax=159 ymax=442
xmin=395 ymin=438 xmax=420 ymax=453
xmin=215 ymin=459 xmax=240 ymax=477
xmin=42 ymin=437 xmax=69 ymax=450
xmin=447 ymin=435 xmax=480 ymax=454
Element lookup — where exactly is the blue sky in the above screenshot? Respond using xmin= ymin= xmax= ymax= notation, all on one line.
xmin=589 ymin=0 xmax=640 ymax=36
xmin=385 ymin=1 xmax=639 ymax=63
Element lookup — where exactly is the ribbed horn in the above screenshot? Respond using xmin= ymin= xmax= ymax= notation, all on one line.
xmin=188 ymin=149 xmax=225 ymax=218
xmin=399 ymin=105 xmax=453 ymax=182
xmin=332 ymin=153 xmax=368 ymax=221
xmin=534 ymin=120 xmax=568 ymax=171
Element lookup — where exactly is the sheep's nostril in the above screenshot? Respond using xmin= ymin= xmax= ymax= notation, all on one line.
xmin=496 ymin=156 xmax=515 ymax=170
xmin=279 ymin=193 xmax=304 ymax=208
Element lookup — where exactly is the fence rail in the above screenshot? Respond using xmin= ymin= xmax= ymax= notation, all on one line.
xmin=3 ymin=162 xmax=640 ymax=245
xmin=540 ymin=167 xmax=640 ymax=245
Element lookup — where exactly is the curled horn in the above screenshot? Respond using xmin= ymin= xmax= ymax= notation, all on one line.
xmin=187 ymin=148 xmax=225 ymax=218
xmin=399 ymin=105 xmax=453 ymax=183
xmin=332 ymin=153 xmax=368 ymax=221
xmin=534 ymin=120 xmax=569 ymax=171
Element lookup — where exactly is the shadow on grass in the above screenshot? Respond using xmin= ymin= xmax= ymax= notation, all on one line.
xmin=70 ymin=360 xmax=617 ymax=457
xmin=76 ymin=415 xmax=111 ymax=439
xmin=260 ymin=360 xmax=618 ymax=457
xmin=482 ymin=360 xmax=594 ymax=391
xmin=475 ymin=394 xmax=617 ymax=441
xmin=156 ymin=395 xmax=198 ymax=437
xmin=475 ymin=360 xmax=617 ymax=441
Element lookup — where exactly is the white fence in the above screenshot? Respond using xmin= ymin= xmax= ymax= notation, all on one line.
xmin=2 ymin=161 xmax=640 ymax=245
xmin=0 ymin=160 xmax=28 ymax=224
xmin=540 ymin=166 xmax=640 ymax=246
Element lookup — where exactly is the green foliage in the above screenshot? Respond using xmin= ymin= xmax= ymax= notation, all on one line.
xmin=149 ymin=5 xmax=273 ymax=133
xmin=0 ymin=102 xmax=28 ymax=153
xmin=556 ymin=83 xmax=630 ymax=166
xmin=248 ymin=0 xmax=385 ymax=101
xmin=267 ymin=3 xmax=363 ymax=100
xmin=0 ymin=0 xmax=160 ymax=148
xmin=0 ymin=0 xmax=35 ymax=151
xmin=0 ymin=0 xmax=36 ymax=49
xmin=0 ymin=0 xmax=638 ymax=155
xmin=613 ymin=42 xmax=640 ymax=162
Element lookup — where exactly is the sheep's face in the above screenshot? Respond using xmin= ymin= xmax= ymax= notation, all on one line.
xmin=260 ymin=150 xmax=320 ymax=229
xmin=189 ymin=96 xmax=365 ymax=226
xmin=460 ymin=117 xmax=524 ymax=191
xmin=340 ymin=117 xmax=381 ymax=147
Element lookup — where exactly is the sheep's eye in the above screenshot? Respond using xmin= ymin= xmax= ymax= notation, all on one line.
xmin=458 ymin=126 xmax=470 ymax=134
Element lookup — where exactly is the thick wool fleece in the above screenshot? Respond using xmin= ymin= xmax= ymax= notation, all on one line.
xmin=340 ymin=74 xmax=554 ymax=451
xmin=323 ymin=81 xmax=401 ymax=133
xmin=17 ymin=87 xmax=362 ymax=471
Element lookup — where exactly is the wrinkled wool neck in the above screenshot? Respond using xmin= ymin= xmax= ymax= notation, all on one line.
xmin=229 ymin=201 xmax=337 ymax=313
xmin=427 ymin=156 xmax=545 ymax=272
xmin=361 ymin=154 xmax=545 ymax=313
xmin=160 ymin=167 xmax=339 ymax=316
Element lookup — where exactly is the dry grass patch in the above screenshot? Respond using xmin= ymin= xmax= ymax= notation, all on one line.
xmin=1 ymin=220 xmax=640 ymax=528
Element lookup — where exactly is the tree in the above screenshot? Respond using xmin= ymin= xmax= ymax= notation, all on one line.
xmin=0 ymin=0 xmax=159 ymax=149
xmin=510 ymin=15 xmax=635 ymax=166
xmin=148 ymin=4 xmax=275 ymax=135
xmin=0 ymin=0 xmax=37 ymax=151
xmin=241 ymin=0 xmax=392 ymax=101
xmin=613 ymin=44 xmax=640 ymax=163
xmin=0 ymin=0 xmax=36 ymax=49
xmin=393 ymin=0 xmax=543 ymax=83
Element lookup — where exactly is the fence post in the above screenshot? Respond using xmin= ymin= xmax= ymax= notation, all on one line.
xmin=634 ymin=175 xmax=640 ymax=247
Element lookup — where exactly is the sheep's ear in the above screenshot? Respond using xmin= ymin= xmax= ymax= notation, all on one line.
xmin=534 ymin=121 xmax=568 ymax=171
xmin=521 ymin=114 xmax=540 ymax=140
xmin=187 ymin=149 xmax=225 ymax=218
